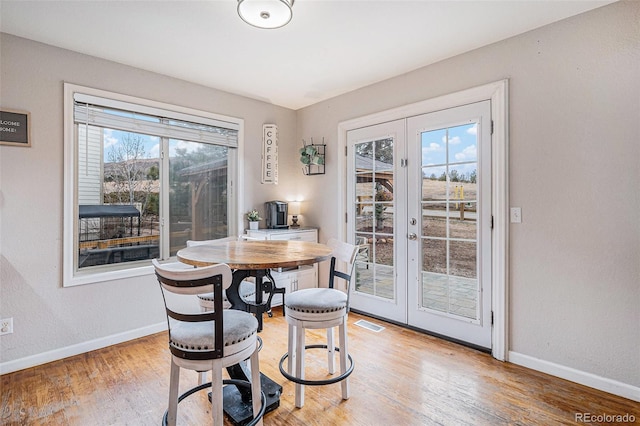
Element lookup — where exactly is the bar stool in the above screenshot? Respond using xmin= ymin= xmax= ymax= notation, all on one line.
xmin=187 ymin=237 xmax=258 ymax=385
xmin=278 ymin=238 xmax=358 ymax=408
xmin=153 ymin=259 xmax=265 ymax=426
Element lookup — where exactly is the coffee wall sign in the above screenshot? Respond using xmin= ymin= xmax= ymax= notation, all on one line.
xmin=0 ymin=109 xmax=31 ymax=147
xmin=261 ymin=123 xmax=278 ymax=184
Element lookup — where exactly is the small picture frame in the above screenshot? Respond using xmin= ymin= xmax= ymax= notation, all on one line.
xmin=0 ymin=109 xmax=31 ymax=147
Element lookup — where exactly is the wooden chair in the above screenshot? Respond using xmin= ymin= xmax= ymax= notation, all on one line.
xmin=153 ymin=259 xmax=265 ymax=426
xmin=278 ymin=238 xmax=358 ymax=408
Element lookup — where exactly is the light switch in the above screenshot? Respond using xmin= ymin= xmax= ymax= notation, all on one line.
xmin=510 ymin=207 xmax=522 ymax=223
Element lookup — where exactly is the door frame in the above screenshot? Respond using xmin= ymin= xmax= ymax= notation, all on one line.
xmin=337 ymin=80 xmax=509 ymax=361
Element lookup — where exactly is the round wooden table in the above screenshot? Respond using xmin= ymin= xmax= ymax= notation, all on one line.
xmin=178 ymin=240 xmax=332 ymax=329
xmin=177 ymin=240 xmax=333 ymax=270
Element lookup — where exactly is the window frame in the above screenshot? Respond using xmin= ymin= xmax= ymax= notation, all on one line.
xmin=63 ymin=83 xmax=244 ymax=287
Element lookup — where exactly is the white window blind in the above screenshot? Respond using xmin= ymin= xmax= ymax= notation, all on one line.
xmin=73 ymin=93 xmax=238 ymax=147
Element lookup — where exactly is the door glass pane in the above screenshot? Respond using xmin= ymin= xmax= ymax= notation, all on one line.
xmin=354 ymin=262 xmax=373 ymax=295
xmin=421 ymin=128 xmax=446 ymax=166
xmin=355 ymin=204 xmax=374 ymax=232
xmin=373 ymin=237 xmax=393 ymax=266
xmin=353 ymin=138 xmax=395 ymax=301
xmin=419 ymin=124 xmax=479 ymax=320
xmin=422 ymin=166 xmax=448 ymax=201
xmin=373 ymin=264 xmax=394 ymax=299
xmin=423 ymin=239 xmax=446 ymax=274
xmin=422 ymin=202 xmax=446 ymax=238
xmin=422 ymin=274 xmax=478 ymax=320
xmin=449 ymin=200 xmax=476 ymax=240
xmin=449 ymin=240 xmax=477 ymax=279
xmin=448 ymin=124 xmax=477 ymax=164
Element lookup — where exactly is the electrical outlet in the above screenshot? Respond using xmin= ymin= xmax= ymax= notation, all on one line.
xmin=0 ymin=318 xmax=13 ymax=335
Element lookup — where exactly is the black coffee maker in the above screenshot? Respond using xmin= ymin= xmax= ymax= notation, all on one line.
xmin=265 ymin=201 xmax=289 ymax=229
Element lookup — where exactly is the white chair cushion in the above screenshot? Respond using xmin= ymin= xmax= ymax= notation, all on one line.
xmin=285 ymin=288 xmax=347 ymax=318
xmin=169 ymin=310 xmax=258 ymax=352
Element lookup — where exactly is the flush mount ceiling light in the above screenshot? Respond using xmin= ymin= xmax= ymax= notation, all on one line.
xmin=237 ymin=0 xmax=294 ymax=29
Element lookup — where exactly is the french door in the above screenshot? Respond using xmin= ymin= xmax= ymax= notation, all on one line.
xmin=347 ymin=119 xmax=407 ymax=324
xmin=347 ymin=101 xmax=492 ymax=349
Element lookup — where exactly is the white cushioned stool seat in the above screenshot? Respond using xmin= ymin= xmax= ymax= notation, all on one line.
xmin=170 ymin=310 xmax=258 ymax=356
xmin=285 ymin=288 xmax=347 ymax=320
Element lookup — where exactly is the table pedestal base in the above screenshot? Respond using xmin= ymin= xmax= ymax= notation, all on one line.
xmin=218 ymin=373 xmax=282 ymax=425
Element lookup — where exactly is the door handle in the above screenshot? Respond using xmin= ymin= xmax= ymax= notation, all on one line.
xmin=408 ymin=233 xmax=417 ymax=240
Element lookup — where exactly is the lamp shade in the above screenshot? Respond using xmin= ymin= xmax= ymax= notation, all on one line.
xmin=237 ymin=0 xmax=294 ymax=29
xmin=289 ymin=201 xmax=301 ymax=215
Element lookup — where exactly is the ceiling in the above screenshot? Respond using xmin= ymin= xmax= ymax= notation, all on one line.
xmin=0 ymin=0 xmax=614 ymax=110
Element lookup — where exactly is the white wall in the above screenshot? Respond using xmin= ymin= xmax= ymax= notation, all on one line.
xmin=296 ymin=1 xmax=639 ymax=393
xmin=0 ymin=33 xmax=300 ymax=369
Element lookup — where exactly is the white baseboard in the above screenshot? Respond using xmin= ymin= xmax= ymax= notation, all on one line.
xmin=509 ymin=351 xmax=640 ymax=402
xmin=0 ymin=322 xmax=166 ymax=375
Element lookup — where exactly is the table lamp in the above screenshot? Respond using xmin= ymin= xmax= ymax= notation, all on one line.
xmin=289 ymin=201 xmax=301 ymax=228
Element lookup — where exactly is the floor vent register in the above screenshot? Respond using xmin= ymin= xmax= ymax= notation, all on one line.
xmin=354 ymin=319 xmax=385 ymax=332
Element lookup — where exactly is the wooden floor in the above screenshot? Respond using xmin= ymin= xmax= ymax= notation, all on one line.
xmin=1 ymin=308 xmax=638 ymax=425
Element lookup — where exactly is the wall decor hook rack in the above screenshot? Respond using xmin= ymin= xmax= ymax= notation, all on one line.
xmin=300 ymin=138 xmax=326 ymax=175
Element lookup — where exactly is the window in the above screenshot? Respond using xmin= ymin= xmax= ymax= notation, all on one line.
xmin=63 ymin=84 xmax=242 ymax=286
